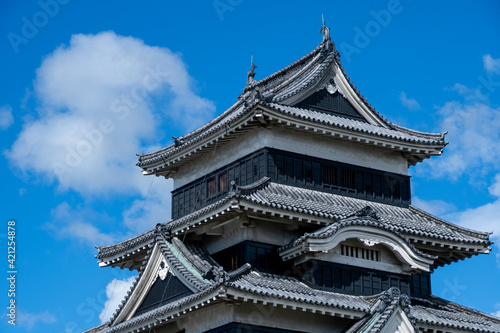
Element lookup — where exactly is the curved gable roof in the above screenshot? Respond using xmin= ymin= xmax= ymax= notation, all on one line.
xmin=137 ymin=27 xmax=446 ymax=172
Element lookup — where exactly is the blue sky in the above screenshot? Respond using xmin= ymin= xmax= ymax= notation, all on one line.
xmin=1 ymin=1 xmax=500 ymax=332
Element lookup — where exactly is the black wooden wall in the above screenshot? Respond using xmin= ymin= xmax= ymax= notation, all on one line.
xmin=171 ymin=148 xmax=411 ymax=220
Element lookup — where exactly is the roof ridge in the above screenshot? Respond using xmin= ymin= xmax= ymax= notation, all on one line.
xmin=266 ymin=102 xmax=445 ymax=145
xmin=424 ymin=294 xmax=500 ymax=324
xmin=137 ymin=100 xmax=246 ymax=163
xmin=389 ymin=123 xmax=447 ymax=140
xmin=96 ymin=228 xmax=155 ymax=259
xmin=278 ymin=215 xmax=436 ymax=260
xmin=244 ymin=41 xmax=326 ymax=93
xmin=156 ymin=233 xmax=211 ymax=290
xmin=107 ymin=240 xmax=155 ymax=325
xmin=235 ymin=176 xmax=271 ymax=194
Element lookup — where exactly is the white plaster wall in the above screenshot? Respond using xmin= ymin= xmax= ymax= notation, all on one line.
xmin=164 ymin=301 xmax=353 ymax=333
xmin=173 ymin=126 xmax=408 ymax=189
xmin=315 ymin=239 xmax=407 ymax=275
xmin=175 ymin=302 xmax=235 ymax=333
xmin=204 ymin=219 xmax=297 ymax=255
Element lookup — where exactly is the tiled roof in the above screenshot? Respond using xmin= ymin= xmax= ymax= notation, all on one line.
xmin=243 ymin=39 xmax=328 ymax=96
xmin=238 ymin=180 xmax=490 ymax=246
xmin=279 ymin=214 xmax=437 ymax=261
xmin=95 ymin=284 xmax=222 ymax=333
xmin=226 ymin=270 xmax=371 ymax=313
xmin=97 ymin=179 xmax=491 ymax=265
xmin=137 ymin=34 xmax=446 ymax=169
xmin=411 ymin=295 xmax=500 ymax=333
xmin=160 ymin=195 xmax=234 ymax=231
xmin=156 ymin=234 xmax=212 ymax=291
xmin=88 ymin=225 xmax=497 ymax=333
xmin=348 ymin=288 xmax=416 ymax=333
xmin=81 ymin=323 xmax=108 ymax=333
xmin=267 ymin=103 xmax=444 ymax=145
xmin=96 ymin=228 xmax=155 ymax=259
xmin=137 ymin=102 xmax=247 ymax=167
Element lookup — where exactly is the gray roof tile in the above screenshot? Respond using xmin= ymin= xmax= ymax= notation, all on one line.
xmin=411 ymin=295 xmax=500 ymax=333
xmin=239 ymin=181 xmax=490 ymax=245
xmin=267 ymin=103 xmax=444 ymax=145
xmin=137 ymin=40 xmax=445 ymax=168
xmin=226 ymin=270 xmax=371 ymax=313
xmin=279 ymin=215 xmax=437 ymax=260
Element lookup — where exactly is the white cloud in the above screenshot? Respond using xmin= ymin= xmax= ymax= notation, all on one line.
xmin=400 ymin=92 xmax=421 ymax=110
xmin=415 ymin=55 xmax=500 ymax=255
xmin=421 ymin=100 xmax=500 ymax=181
xmin=411 ymin=197 xmax=456 ymax=217
xmin=99 ymin=276 xmax=137 ymax=323
xmin=414 ymin=174 xmax=500 ymax=261
xmin=0 ymin=105 xmax=14 ymax=129
xmin=484 ymin=54 xmax=500 ymax=75
xmin=123 ymin=178 xmax=174 ymax=233
xmin=18 ymin=309 xmax=56 ymax=331
xmin=44 ymin=202 xmax=117 ymax=246
xmin=6 ymin=31 xmax=215 ymax=196
xmin=492 ymin=303 xmax=500 ymax=318
xmin=430 ymin=174 xmax=500 ymax=257
xmin=425 ymin=54 xmax=500 ymax=181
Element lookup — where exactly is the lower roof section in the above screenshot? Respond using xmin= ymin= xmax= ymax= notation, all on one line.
xmin=84 ymin=267 xmax=500 ymax=333
xmin=96 ymin=178 xmax=492 ymax=270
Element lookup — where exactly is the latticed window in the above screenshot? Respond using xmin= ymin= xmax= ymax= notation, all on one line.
xmin=313 ymin=261 xmax=410 ymax=296
xmin=341 ymin=245 xmax=380 ymax=261
xmin=341 ymin=169 xmax=355 ymax=188
xmin=323 ymin=165 xmax=337 ymax=185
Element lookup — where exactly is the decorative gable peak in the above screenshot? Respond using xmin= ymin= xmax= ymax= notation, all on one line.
xmin=137 ymin=23 xmax=447 ymax=177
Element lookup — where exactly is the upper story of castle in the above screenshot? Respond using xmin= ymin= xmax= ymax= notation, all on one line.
xmin=136 ymin=21 xmax=447 ymax=219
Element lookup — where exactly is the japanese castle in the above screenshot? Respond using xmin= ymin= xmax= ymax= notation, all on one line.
xmin=84 ymin=23 xmax=500 ymax=333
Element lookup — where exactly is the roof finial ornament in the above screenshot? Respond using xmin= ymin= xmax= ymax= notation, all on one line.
xmin=320 ymin=14 xmax=330 ymax=42
xmin=247 ymin=55 xmax=257 ymax=85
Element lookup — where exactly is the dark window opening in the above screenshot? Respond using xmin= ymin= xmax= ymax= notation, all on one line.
xmin=411 ymin=272 xmax=431 ymax=298
xmin=312 ymin=261 xmax=410 ymax=296
xmin=304 ymin=161 xmax=312 ymax=184
xmin=323 ymin=165 xmax=337 ymax=185
xmin=207 ymin=178 xmax=216 ymax=197
xmin=172 ymin=148 xmax=411 ymax=220
xmin=212 ymin=241 xmax=283 ymax=274
xmin=135 ymin=274 xmax=192 ymax=316
xmin=341 ymin=169 xmax=355 ymax=188
xmin=219 ymin=172 xmax=227 ymax=192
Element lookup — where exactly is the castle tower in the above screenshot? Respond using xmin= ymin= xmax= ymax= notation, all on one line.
xmin=84 ymin=24 xmax=498 ymax=333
